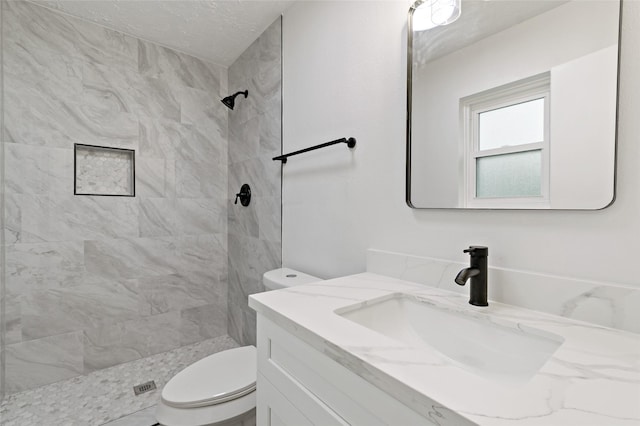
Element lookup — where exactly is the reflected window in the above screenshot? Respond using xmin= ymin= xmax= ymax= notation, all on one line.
xmin=461 ymin=74 xmax=550 ymax=208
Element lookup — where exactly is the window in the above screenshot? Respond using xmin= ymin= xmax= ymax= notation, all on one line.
xmin=461 ymin=74 xmax=550 ymax=208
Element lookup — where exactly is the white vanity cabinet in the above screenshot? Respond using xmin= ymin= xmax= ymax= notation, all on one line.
xmin=250 ymin=273 xmax=640 ymax=426
xmin=256 ymin=315 xmax=450 ymax=426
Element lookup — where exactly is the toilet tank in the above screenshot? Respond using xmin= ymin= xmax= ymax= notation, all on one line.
xmin=263 ymin=268 xmax=321 ymax=291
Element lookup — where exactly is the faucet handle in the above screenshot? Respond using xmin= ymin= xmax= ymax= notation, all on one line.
xmin=463 ymin=246 xmax=488 ymax=256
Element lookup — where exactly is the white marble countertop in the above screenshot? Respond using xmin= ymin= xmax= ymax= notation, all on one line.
xmin=249 ymin=273 xmax=640 ymax=425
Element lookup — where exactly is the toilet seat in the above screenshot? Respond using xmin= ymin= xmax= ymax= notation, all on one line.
xmin=156 ymin=346 xmax=257 ymax=426
xmin=161 ymin=346 xmax=257 ymax=409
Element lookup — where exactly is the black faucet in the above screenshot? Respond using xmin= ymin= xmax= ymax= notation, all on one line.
xmin=455 ymin=246 xmax=488 ymax=307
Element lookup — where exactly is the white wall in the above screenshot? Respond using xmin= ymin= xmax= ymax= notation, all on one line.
xmin=550 ymin=45 xmax=617 ymax=208
xmin=282 ymin=1 xmax=640 ymax=288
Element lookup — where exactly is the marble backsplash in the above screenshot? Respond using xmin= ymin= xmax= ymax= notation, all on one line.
xmin=2 ymin=0 xmax=229 ymax=393
xmin=367 ymin=249 xmax=640 ymax=334
xmin=227 ymin=18 xmax=282 ymax=346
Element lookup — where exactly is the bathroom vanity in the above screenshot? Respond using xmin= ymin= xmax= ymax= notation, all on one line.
xmin=249 ymin=273 xmax=640 ymax=425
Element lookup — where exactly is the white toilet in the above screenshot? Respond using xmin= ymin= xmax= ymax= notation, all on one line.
xmin=155 ymin=268 xmax=321 ymax=426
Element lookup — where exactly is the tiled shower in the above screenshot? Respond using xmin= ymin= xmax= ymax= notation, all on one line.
xmin=0 ymin=0 xmax=281 ymax=420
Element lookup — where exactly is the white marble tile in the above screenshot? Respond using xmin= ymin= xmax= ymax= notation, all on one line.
xmin=228 ymin=198 xmax=260 ymax=239
xmin=0 ymin=336 xmax=239 ymax=425
xmin=228 ymin=157 xmax=280 ymax=199
xmin=84 ymin=237 xmax=177 ymax=280
xmin=3 ymin=34 xmax=84 ymax=98
xmin=6 ymin=241 xmax=85 ymax=294
xmin=258 ymin=109 xmax=282 ymax=158
xmin=4 ymin=193 xmax=22 ymax=244
xmin=138 ymin=198 xmax=176 ymax=237
xmin=366 ymin=249 xmax=640 ymax=334
xmin=228 ymin=233 xmax=280 ymax=286
xmin=180 ymin=303 xmax=228 ymax=346
xmin=19 ymin=195 xmax=139 ymax=243
xmin=136 ymin=157 xmax=166 ymax=197
xmin=138 ymin=272 xmax=223 ymax=315
xmin=175 ymin=198 xmax=225 ymax=235
xmin=21 ymin=278 xmax=150 ymax=341
xmin=175 ymin=157 xmax=226 ymax=198
xmin=229 ymin=115 xmax=260 ymax=165
xmin=138 ymin=39 xmax=223 ymax=93
xmin=255 ymin=61 xmax=281 ymax=109
xmin=4 ymin=144 xmax=73 ymax=195
xmin=82 ymin=61 xmax=180 ymax=122
xmin=5 ymin=331 xmax=84 ymax=394
xmin=4 ymin=293 xmax=23 ymax=345
xmin=4 ymin=0 xmax=138 ymax=71
xmin=5 ymin=79 xmax=139 ymax=149
xmin=255 ymin=196 xmax=281 ymax=244
xmin=175 ymin=123 xmax=227 ymax=166
xmin=179 ymin=86 xmax=228 ymax=143
xmin=228 ymin=277 xmax=258 ymax=347
xmin=83 ymin=311 xmax=182 ymax=371
xmin=228 ymin=49 xmax=259 ymax=127
xmin=175 ymin=233 xmax=227 ymax=277
xmin=138 ymin=116 xmax=182 ymax=160
xmin=258 ymin=18 xmax=282 ymax=65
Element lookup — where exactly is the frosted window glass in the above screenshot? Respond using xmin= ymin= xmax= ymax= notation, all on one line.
xmin=476 ymin=151 xmax=541 ymax=198
xmin=479 ymin=98 xmax=544 ymax=150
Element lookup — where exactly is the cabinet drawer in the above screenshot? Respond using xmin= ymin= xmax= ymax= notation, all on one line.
xmin=258 ymin=363 xmax=347 ymax=425
xmin=257 ymin=315 xmax=430 ymax=425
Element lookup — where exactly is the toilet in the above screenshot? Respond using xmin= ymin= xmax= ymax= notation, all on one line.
xmin=155 ymin=268 xmax=321 ymax=426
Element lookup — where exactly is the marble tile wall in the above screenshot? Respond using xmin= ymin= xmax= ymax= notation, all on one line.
xmin=2 ymin=0 xmax=229 ymax=393
xmin=227 ymin=18 xmax=282 ymax=346
xmin=1 ymin=0 xmax=5 ymax=403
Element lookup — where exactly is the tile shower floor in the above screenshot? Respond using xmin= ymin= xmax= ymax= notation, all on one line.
xmin=0 ymin=335 xmax=239 ymax=426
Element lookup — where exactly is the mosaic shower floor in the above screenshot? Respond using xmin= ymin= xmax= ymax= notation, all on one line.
xmin=0 ymin=335 xmax=239 ymax=426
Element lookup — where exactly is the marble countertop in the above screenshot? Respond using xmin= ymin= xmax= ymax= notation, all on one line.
xmin=249 ymin=273 xmax=640 ymax=425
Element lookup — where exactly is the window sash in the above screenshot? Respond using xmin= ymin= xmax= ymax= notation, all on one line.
xmin=460 ymin=74 xmax=550 ymax=208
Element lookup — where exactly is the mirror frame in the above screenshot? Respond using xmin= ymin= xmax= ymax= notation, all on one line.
xmin=405 ymin=1 xmax=623 ymax=210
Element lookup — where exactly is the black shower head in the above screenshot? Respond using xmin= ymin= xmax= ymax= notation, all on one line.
xmin=221 ymin=90 xmax=248 ymax=110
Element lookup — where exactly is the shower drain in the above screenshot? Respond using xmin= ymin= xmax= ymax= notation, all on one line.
xmin=133 ymin=380 xmax=157 ymax=396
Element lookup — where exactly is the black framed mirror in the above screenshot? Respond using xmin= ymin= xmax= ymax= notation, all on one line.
xmin=407 ymin=0 xmax=621 ymax=209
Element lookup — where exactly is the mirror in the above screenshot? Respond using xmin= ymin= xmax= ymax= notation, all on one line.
xmin=407 ymin=0 xmax=620 ymax=209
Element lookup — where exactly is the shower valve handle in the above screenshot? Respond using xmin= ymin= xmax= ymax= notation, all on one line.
xmin=235 ymin=184 xmax=251 ymax=207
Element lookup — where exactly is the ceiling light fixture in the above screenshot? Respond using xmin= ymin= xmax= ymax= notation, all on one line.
xmin=412 ymin=0 xmax=461 ymax=31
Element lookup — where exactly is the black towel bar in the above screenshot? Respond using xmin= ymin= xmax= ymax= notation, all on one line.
xmin=273 ymin=137 xmax=356 ymax=164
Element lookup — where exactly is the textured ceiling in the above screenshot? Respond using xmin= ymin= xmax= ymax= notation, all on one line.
xmin=28 ymin=0 xmax=294 ymax=66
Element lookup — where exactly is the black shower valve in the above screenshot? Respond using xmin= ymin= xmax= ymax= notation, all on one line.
xmin=234 ymin=184 xmax=251 ymax=206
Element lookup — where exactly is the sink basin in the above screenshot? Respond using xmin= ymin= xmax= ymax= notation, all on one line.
xmin=336 ymin=294 xmax=563 ymax=383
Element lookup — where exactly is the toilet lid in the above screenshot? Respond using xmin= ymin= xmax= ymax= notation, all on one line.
xmin=161 ymin=346 xmax=257 ymax=408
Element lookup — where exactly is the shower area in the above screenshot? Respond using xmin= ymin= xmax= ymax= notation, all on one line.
xmin=0 ymin=1 xmax=282 ymax=423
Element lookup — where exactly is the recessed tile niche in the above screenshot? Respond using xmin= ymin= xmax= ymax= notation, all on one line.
xmin=74 ymin=144 xmax=135 ymax=196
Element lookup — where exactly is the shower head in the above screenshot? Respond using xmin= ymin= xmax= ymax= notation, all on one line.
xmin=221 ymin=90 xmax=248 ymax=110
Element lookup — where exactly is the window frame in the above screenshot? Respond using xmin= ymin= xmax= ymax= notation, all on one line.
xmin=460 ymin=73 xmax=550 ymax=208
